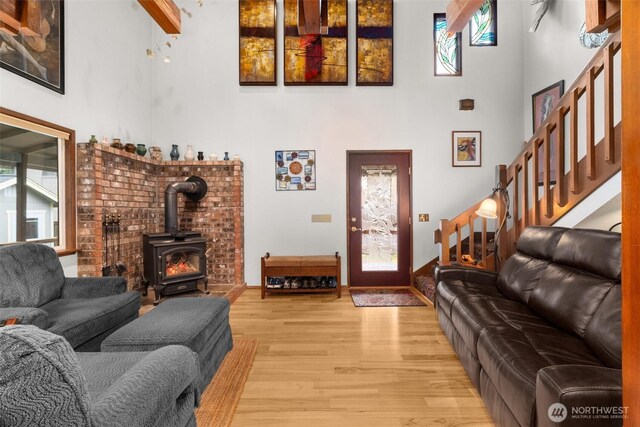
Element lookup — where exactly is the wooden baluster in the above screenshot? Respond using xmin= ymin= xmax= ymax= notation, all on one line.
xmin=570 ymin=88 xmax=580 ymax=194
xmin=604 ymin=44 xmax=615 ymax=164
xmin=532 ymin=138 xmax=540 ymax=223
xmin=587 ymin=67 xmax=596 ymax=180
xmin=456 ymin=224 xmax=462 ymax=263
xmin=438 ymin=219 xmax=450 ymax=264
xmin=468 ymin=215 xmax=475 ymax=260
xmin=513 ymin=166 xmax=520 ymax=240
xmin=522 ymin=154 xmax=529 ymax=228
xmin=544 ymin=124 xmax=552 ymax=218
xmin=555 ymin=107 xmax=567 ymax=207
xmin=481 ymin=217 xmax=487 ymax=269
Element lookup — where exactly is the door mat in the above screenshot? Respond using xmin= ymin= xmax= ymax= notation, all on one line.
xmin=350 ymin=289 xmax=427 ymax=307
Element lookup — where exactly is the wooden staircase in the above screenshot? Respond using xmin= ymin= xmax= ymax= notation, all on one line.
xmin=434 ymin=31 xmax=622 ymax=271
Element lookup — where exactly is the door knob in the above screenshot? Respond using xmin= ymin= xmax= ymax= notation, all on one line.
xmin=351 ymin=226 xmax=362 ymax=232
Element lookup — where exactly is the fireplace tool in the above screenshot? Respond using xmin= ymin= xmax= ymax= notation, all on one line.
xmin=102 ymin=214 xmax=127 ymax=276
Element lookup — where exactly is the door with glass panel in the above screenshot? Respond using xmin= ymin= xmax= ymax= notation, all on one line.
xmin=347 ymin=151 xmax=412 ymax=287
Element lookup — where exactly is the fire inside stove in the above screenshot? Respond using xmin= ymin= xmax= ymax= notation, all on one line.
xmin=166 ymin=252 xmax=200 ymax=277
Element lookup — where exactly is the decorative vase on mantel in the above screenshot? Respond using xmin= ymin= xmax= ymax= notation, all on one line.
xmin=136 ymin=144 xmax=147 ymax=157
xmin=197 ymin=151 xmax=204 ymax=161
xmin=170 ymin=144 xmax=180 ymax=161
xmin=184 ymin=144 xmax=195 ymax=161
xmin=88 ymin=135 xmax=98 ymax=147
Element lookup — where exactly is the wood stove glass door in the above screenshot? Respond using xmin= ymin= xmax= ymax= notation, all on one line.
xmin=162 ymin=246 xmax=202 ymax=280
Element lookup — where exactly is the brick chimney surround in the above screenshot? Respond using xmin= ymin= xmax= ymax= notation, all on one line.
xmin=76 ymin=144 xmax=244 ymax=291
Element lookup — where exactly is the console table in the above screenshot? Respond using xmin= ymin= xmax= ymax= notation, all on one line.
xmin=261 ymin=252 xmax=341 ymax=299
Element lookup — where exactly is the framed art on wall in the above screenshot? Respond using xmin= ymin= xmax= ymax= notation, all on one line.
xmin=239 ymin=0 xmax=277 ymax=85
xmin=0 ymin=0 xmax=65 ymax=94
xmin=356 ymin=0 xmax=393 ymax=86
xmin=532 ymin=80 xmax=564 ymax=184
xmin=275 ymin=150 xmax=316 ymax=191
xmin=283 ymin=0 xmax=348 ymax=85
xmin=452 ymin=131 xmax=482 ymax=167
xmin=532 ymin=80 xmax=564 ymax=133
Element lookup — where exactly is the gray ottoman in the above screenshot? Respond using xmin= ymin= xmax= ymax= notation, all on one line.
xmin=101 ymin=297 xmax=233 ymax=393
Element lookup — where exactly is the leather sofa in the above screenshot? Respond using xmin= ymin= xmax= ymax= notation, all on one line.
xmin=0 ymin=243 xmax=141 ymax=351
xmin=435 ymin=226 xmax=622 ymax=427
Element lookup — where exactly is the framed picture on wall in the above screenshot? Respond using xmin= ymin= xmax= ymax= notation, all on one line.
xmin=275 ymin=150 xmax=316 ymax=191
xmin=239 ymin=0 xmax=277 ymax=86
xmin=532 ymin=80 xmax=564 ymax=184
xmin=532 ymin=80 xmax=564 ymax=133
xmin=452 ymin=131 xmax=482 ymax=167
xmin=0 ymin=0 xmax=65 ymax=94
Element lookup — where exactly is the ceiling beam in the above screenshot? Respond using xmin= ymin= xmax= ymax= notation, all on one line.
xmin=138 ymin=0 xmax=181 ymax=34
xmin=446 ymin=0 xmax=484 ymax=33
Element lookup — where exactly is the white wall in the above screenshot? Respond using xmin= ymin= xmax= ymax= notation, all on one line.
xmin=522 ymin=0 xmax=594 ymax=140
xmin=152 ymin=0 xmax=525 ymax=285
xmin=0 ymin=0 xmax=153 ymax=273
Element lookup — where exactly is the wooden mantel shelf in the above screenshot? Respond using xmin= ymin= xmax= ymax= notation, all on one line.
xmin=138 ymin=0 xmax=181 ymax=34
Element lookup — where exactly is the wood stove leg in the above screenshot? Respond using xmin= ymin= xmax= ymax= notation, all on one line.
xmin=142 ymin=280 xmax=149 ymax=297
xmin=153 ymin=286 xmax=162 ymax=306
xmin=203 ymin=277 xmax=210 ymax=295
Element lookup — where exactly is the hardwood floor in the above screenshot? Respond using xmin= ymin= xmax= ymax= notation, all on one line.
xmin=229 ymin=288 xmax=493 ymax=426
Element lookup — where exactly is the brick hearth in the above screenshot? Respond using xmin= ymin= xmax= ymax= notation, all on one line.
xmin=76 ymin=144 xmax=244 ymax=291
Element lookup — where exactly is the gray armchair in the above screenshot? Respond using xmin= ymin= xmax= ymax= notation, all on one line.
xmin=0 ymin=243 xmax=140 ymax=351
xmin=0 ymin=325 xmax=199 ymax=427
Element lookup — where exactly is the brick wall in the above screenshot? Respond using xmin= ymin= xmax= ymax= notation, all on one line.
xmin=77 ymin=144 xmax=244 ymax=291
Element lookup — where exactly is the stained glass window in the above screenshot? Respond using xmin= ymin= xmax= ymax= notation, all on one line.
xmin=470 ymin=0 xmax=497 ymax=46
xmin=433 ymin=13 xmax=462 ymax=76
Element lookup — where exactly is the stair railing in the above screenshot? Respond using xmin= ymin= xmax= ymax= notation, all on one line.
xmin=435 ymin=31 xmax=622 ymax=271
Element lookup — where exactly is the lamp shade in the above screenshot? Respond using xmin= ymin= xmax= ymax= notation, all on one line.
xmin=476 ymin=198 xmax=498 ymax=219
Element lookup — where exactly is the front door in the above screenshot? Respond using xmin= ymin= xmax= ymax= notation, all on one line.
xmin=347 ymin=151 xmax=412 ymax=287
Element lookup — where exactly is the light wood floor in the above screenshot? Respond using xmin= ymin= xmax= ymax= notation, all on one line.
xmin=228 ymin=288 xmax=493 ymax=427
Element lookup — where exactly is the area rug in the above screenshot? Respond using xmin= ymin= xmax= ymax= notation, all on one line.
xmin=195 ymin=337 xmax=259 ymax=427
xmin=350 ymin=289 xmax=427 ymax=307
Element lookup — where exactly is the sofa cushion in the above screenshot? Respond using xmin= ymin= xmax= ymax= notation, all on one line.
xmin=450 ymin=295 xmax=552 ymax=357
xmin=553 ymin=228 xmax=621 ymax=281
xmin=477 ymin=326 xmax=603 ymax=427
xmin=0 ymin=243 xmax=65 ymax=308
xmin=496 ymin=253 xmax=550 ymax=304
xmin=515 ymin=225 xmax=567 ymax=261
xmin=528 ymin=264 xmax=614 ymax=338
xmin=436 ymin=279 xmax=504 ymax=318
xmin=0 ymin=325 xmax=92 ymax=426
xmin=41 ymin=291 xmax=140 ymax=349
xmin=584 ymin=285 xmax=622 ymax=368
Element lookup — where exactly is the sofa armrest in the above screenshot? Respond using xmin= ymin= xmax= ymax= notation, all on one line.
xmin=536 ymin=365 xmax=623 ymax=427
xmin=434 ymin=265 xmax=498 ymax=286
xmin=61 ymin=276 xmax=127 ymax=299
xmin=0 ymin=307 xmax=49 ymax=329
xmin=91 ymin=345 xmax=200 ymax=427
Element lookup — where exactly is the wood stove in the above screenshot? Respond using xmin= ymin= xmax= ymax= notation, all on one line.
xmin=143 ymin=176 xmax=209 ymax=304
xmin=143 ymin=231 xmax=208 ymax=304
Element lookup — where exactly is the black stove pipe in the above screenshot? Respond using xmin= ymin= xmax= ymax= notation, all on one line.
xmin=165 ymin=176 xmax=208 ymax=234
